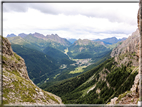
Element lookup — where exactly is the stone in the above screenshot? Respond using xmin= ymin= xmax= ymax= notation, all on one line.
xmin=110 ymin=97 xmax=118 ymax=104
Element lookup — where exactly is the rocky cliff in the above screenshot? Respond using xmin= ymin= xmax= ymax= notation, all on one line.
xmin=2 ymin=37 xmax=63 ymax=105
xmin=106 ymin=28 xmax=140 ymax=105
xmin=108 ymin=28 xmax=140 ymax=105
xmin=111 ymin=29 xmax=140 ymax=67
xmin=109 ymin=0 xmax=141 ymax=103
xmin=108 ymin=32 xmax=140 ymax=104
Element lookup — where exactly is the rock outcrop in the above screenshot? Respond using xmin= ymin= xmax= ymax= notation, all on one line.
xmin=109 ymin=74 xmax=139 ymax=105
xmin=111 ymin=29 xmax=140 ymax=58
xmin=2 ymin=37 xmax=63 ymax=105
xmin=110 ymin=29 xmax=140 ymax=67
xmin=109 ymin=0 xmax=141 ymax=105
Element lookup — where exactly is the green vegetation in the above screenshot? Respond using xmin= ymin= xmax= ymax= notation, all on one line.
xmin=67 ymin=41 xmax=111 ymax=59
xmin=2 ymin=56 xmax=8 ymax=61
xmin=40 ymin=51 xmax=111 ymax=89
xmin=11 ymin=44 xmax=60 ymax=85
xmin=2 ymin=47 xmax=60 ymax=104
xmin=14 ymin=52 xmax=21 ymax=61
xmin=3 ymin=70 xmax=37 ymax=104
xmin=64 ymin=48 xmax=69 ymax=54
xmin=69 ymin=66 xmax=87 ymax=74
xmin=42 ymin=56 xmax=138 ymax=104
xmin=54 ymin=73 xmax=60 ymax=79
xmin=8 ymin=35 xmax=113 ymax=88
xmin=6 ymin=35 xmax=137 ymax=104
xmin=107 ymin=41 xmax=122 ymax=49
xmin=43 ymin=46 xmax=69 ymax=61
xmin=3 ymin=69 xmax=60 ymax=104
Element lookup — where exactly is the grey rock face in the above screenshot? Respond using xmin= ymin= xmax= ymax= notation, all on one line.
xmin=111 ymin=29 xmax=140 ymax=58
xmin=110 ymin=29 xmax=140 ymax=67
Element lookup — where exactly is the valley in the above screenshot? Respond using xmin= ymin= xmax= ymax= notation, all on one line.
xmin=7 ymin=33 xmax=114 ymax=87
xmin=39 ymin=29 xmax=140 ymax=104
xmin=5 ymin=29 xmax=140 ymax=104
xmin=2 ymin=1 xmax=141 ymax=105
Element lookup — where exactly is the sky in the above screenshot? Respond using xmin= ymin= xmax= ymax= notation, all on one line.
xmin=3 ymin=1 xmax=139 ymax=40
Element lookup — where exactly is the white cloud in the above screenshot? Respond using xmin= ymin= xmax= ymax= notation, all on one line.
xmin=3 ymin=3 xmax=139 ymax=40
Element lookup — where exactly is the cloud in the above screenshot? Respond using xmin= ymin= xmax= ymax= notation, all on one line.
xmin=3 ymin=3 xmax=29 ymax=12
xmin=3 ymin=3 xmax=139 ymax=24
xmin=31 ymin=3 xmax=139 ymax=25
xmin=3 ymin=3 xmax=139 ymax=40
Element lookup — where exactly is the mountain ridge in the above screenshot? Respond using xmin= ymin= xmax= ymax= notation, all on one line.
xmin=7 ymin=33 xmax=72 ymax=47
xmin=93 ymin=37 xmax=127 ymax=45
xmin=68 ymin=39 xmax=111 ymax=59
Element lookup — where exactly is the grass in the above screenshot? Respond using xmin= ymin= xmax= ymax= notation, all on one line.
xmin=2 ymin=56 xmax=8 ymax=61
xmin=69 ymin=66 xmax=87 ymax=74
xmin=64 ymin=48 xmax=68 ymax=54
xmin=54 ymin=73 xmax=60 ymax=79
xmin=49 ymin=95 xmax=60 ymax=104
xmin=3 ymin=53 xmax=21 ymax=64
xmin=116 ymin=91 xmax=132 ymax=103
xmin=81 ymin=85 xmax=96 ymax=97
xmin=14 ymin=52 xmax=21 ymax=61
xmin=3 ymin=69 xmax=61 ymax=104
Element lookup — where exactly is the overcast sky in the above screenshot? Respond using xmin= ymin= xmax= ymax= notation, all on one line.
xmin=3 ymin=2 xmax=139 ymax=40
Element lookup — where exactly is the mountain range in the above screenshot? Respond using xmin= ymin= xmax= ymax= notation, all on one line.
xmin=7 ymin=33 xmax=126 ymax=45
xmin=68 ymin=39 xmax=110 ymax=59
xmin=40 ymin=29 xmax=140 ymax=104
xmin=93 ymin=37 xmax=127 ymax=45
xmin=7 ymin=33 xmax=117 ymax=86
xmin=5 ymin=29 xmax=139 ymax=104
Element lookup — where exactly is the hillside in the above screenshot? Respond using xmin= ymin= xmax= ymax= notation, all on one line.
xmin=67 ymin=39 xmax=110 ymax=59
xmin=42 ymin=29 xmax=139 ymax=104
xmin=2 ymin=37 xmax=63 ymax=105
xmin=11 ymin=44 xmax=60 ymax=85
xmin=7 ymin=36 xmax=42 ymax=51
xmin=43 ymin=46 xmax=69 ymax=61
xmin=108 ymin=29 xmax=140 ymax=104
xmin=46 ymin=34 xmax=71 ymax=47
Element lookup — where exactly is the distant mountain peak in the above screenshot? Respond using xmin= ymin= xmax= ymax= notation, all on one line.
xmin=31 ymin=32 xmax=45 ymax=38
xmin=48 ymin=34 xmax=59 ymax=38
xmin=93 ymin=37 xmax=127 ymax=45
xmin=7 ymin=33 xmax=17 ymax=38
xmin=18 ymin=33 xmax=27 ymax=38
xmin=74 ymin=39 xmax=97 ymax=46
